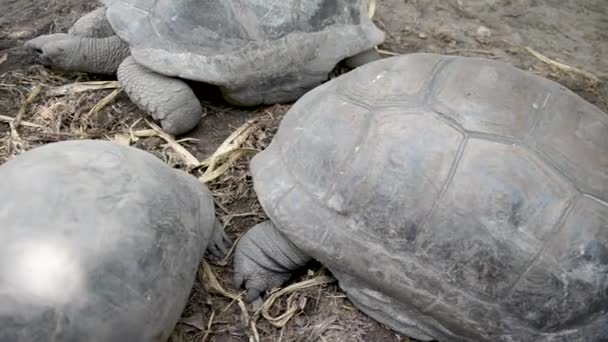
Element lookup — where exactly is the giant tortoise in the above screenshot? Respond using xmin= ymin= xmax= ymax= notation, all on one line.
xmin=24 ymin=0 xmax=385 ymax=135
xmin=0 ymin=140 xmax=228 ymax=341
xmin=233 ymin=53 xmax=608 ymax=341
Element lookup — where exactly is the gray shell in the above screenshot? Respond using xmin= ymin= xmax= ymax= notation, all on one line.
xmin=0 ymin=140 xmax=217 ymax=342
xmin=250 ymin=53 xmax=608 ymax=341
xmin=103 ymin=0 xmax=384 ymax=105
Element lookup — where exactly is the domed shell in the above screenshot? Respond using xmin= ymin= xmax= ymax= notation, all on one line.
xmin=104 ymin=0 xmax=384 ymax=104
xmin=0 ymin=140 xmax=217 ymax=341
xmin=251 ymin=53 xmax=608 ymax=341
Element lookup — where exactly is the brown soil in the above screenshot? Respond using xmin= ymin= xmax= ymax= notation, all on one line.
xmin=1 ymin=1 xmax=606 ymax=342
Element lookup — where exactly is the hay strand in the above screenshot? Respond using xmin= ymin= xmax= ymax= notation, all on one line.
xmin=11 ymin=83 xmax=43 ymax=133
xmin=201 ymin=261 xmax=250 ymax=325
xmin=146 ymin=120 xmax=200 ymax=168
xmin=0 ymin=114 xmax=42 ymax=128
xmin=257 ymin=275 xmax=335 ymax=328
xmin=46 ymin=81 xmax=120 ymax=96
xmin=198 ymin=119 xmax=261 ymax=182
xmin=199 ymin=148 xmax=258 ymax=183
xmin=82 ymin=87 xmax=122 ymax=122
xmin=368 ymin=0 xmax=376 ymax=19
xmin=525 ymin=46 xmax=600 ymax=83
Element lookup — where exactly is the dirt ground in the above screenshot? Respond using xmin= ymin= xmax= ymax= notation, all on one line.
xmin=1 ymin=1 xmax=607 ymax=341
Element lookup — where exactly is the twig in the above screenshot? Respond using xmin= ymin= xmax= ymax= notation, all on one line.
xmin=201 ymin=310 xmax=215 ymax=342
xmin=0 ymin=114 xmax=43 ymax=128
xmin=46 ymin=81 xmax=121 ymax=96
xmin=10 ymin=84 xmax=43 ymax=134
xmin=525 ymin=46 xmax=600 ymax=83
xmin=446 ymin=49 xmax=495 ymax=56
xmin=82 ymin=87 xmax=122 ymax=121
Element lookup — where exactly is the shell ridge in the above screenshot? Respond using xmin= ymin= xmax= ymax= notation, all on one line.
xmin=503 ymin=196 xmax=577 ymax=301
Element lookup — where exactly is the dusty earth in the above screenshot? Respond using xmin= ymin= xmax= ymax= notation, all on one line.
xmin=0 ymin=0 xmax=607 ymax=341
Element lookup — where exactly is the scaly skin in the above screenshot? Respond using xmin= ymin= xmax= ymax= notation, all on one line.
xmin=25 ymin=34 xmax=129 ymax=75
xmin=117 ymin=56 xmax=203 ymax=136
xmin=25 ymin=6 xmax=204 ymax=135
xmin=233 ymin=221 xmax=312 ymax=302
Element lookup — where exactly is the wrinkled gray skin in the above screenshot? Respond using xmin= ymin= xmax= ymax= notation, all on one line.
xmin=233 ymin=53 xmax=608 ymax=341
xmin=24 ymin=0 xmax=385 ymax=136
xmin=0 ymin=140 xmax=229 ymax=342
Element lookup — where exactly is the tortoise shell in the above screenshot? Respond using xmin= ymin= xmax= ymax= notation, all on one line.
xmin=251 ymin=53 xmax=608 ymax=341
xmin=0 ymin=140 xmax=218 ymax=341
xmin=103 ymin=0 xmax=384 ymax=104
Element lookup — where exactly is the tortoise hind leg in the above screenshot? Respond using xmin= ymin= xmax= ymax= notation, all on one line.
xmin=117 ymin=56 xmax=203 ymax=136
xmin=233 ymin=221 xmax=312 ymax=302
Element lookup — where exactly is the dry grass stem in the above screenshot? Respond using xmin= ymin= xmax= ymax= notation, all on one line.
xmin=82 ymin=87 xmax=122 ymax=122
xmin=257 ymin=275 xmax=336 ymax=328
xmin=11 ymin=83 xmax=43 ymax=133
xmin=198 ymin=119 xmax=262 ymax=183
xmin=525 ymin=46 xmax=601 ymax=84
xmin=376 ymin=48 xmax=400 ymax=56
xmin=145 ymin=120 xmax=200 ymax=168
xmin=46 ymin=81 xmax=121 ymax=96
xmin=201 ymin=310 xmax=215 ymax=342
xmin=0 ymin=114 xmax=42 ymax=128
xmin=200 ymin=261 xmax=249 ymax=325
xmin=368 ymin=0 xmax=376 ymax=19
xmin=250 ymin=320 xmax=261 ymax=342
xmin=199 ymin=148 xmax=258 ymax=183
xmin=446 ymin=49 xmax=495 ymax=56
xmin=199 ymin=120 xmax=260 ymax=168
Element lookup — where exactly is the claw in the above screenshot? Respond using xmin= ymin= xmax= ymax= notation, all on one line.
xmin=205 ymin=219 xmax=232 ymax=261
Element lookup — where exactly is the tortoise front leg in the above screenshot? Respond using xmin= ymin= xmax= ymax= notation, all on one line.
xmin=117 ymin=57 xmax=203 ymax=136
xmin=233 ymin=220 xmax=312 ymax=302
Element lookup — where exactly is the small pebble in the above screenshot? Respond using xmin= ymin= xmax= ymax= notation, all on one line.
xmin=418 ymin=32 xmax=428 ymax=39
xmin=476 ymin=25 xmax=492 ymax=38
